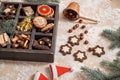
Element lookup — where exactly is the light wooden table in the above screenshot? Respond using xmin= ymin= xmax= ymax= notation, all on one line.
xmin=0 ymin=0 xmax=120 ymax=80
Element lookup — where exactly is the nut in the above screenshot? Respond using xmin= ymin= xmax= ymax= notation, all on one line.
xmin=84 ymin=30 xmax=88 ymax=34
xmin=12 ymin=43 xmax=19 ymax=48
xmin=12 ymin=34 xmax=30 ymax=49
xmin=88 ymin=48 xmax=93 ymax=52
xmin=79 ymin=33 xmax=84 ymax=37
xmin=84 ymin=40 xmax=89 ymax=45
xmin=12 ymin=36 xmax=19 ymax=43
xmin=68 ymin=29 xmax=72 ymax=33
xmin=81 ymin=25 xmax=86 ymax=29
xmin=23 ymin=40 xmax=29 ymax=48
xmin=79 ymin=19 xmax=82 ymax=23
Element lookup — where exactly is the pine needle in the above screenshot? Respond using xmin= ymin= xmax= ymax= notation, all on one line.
xmin=117 ymin=51 xmax=120 ymax=56
xmin=0 ymin=9 xmax=2 ymax=14
xmin=102 ymin=28 xmax=120 ymax=49
xmin=108 ymin=72 xmax=120 ymax=80
xmin=103 ymin=30 xmax=118 ymax=41
xmin=81 ymin=67 xmax=107 ymax=80
xmin=101 ymin=60 xmax=120 ymax=72
xmin=0 ymin=19 xmax=16 ymax=34
xmin=81 ymin=57 xmax=120 ymax=80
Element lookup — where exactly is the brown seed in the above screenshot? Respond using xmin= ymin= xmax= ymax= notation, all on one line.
xmin=88 ymin=47 xmax=93 ymax=52
xmin=68 ymin=29 xmax=72 ymax=33
xmin=84 ymin=30 xmax=88 ymax=34
xmin=84 ymin=40 xmax=89 ymax=45
xmin=76 ymin=24 xmax=79 ymax=27
xmin=79 ymin=19 xmax=82 ymax=23
xmin=81 ymin=25 xmax=86 ymax=29
xmin=69 ymin=13 xmax=73 ymax=16
xmin=80 ymin=33 xmax=84 ymax=37
xmin=73 ymin=24 xmax=79 ymax=30
xmin=80 ymin=36 xmax=84 ymax=40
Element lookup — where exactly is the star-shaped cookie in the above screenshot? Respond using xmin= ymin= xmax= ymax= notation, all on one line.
xmin=68 ymin=35 xmax=80 ymax=46
xmin=73 ymin=50 xmax=87 ymax=62
xmin=59 ymin=44 xmax=72 ymax=55
xmin=92 ymin=45 xmax=105 ymax=57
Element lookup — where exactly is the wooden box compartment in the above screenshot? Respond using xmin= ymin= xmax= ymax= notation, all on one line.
xmin=0 ymin=2 xmax=59 ymax=62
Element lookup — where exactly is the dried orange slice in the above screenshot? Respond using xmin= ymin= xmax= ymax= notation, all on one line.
xmin=48 ymin=8 xmax=54 ymax=17
xmin=37 ymin=5 xmax=51 ymax=16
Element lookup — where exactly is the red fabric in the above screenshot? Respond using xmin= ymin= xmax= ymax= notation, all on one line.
xmin=56 ymin=65 xmax=71 ymax=77
xmin=38 ymin=73 xmax=48 ymax=80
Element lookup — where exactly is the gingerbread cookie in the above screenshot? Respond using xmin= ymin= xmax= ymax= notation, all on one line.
xmin=23 ymin=6 xmax=34 ymax=16
xmin=41 ymin=23 xmax=54 ymax=32
xmin=73 ymin=50 xmax=87 ymax=62
xmin=68 ymin=35 xmax=80 ymax=46
xmin=3 ymin=5 xmax=16 ymax=15
xmin=33 ymin=16 xmax=47 ymax=28
xmin=59 ymin=44 xmax=72 ymax=55
xmin=91 ymin=45 xmax=105 ymax=57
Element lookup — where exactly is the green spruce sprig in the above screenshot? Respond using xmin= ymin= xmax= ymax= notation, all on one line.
xmin=81 ymin=54 xmax=120 ymax=80
xmin=0 ymin=19 xmax=16 ymax=34
xmin=81 ymin=67 xmax=108 ymax=80
xmin=102 ymin=28 xmax=120 ymax=49
xmin=0 ymin=10 xmax=1 ymax=14
xmin=117 ymin=51 xmax=120 ymax=56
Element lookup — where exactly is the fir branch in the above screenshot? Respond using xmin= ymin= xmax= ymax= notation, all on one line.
xmin=81 ymin=67 xmax=107 ymax=80
xmin=81 ymin=57 xmax=120 ymax=80
xmin=117 ymin=27 xmax=120 ymax=34
xmin=101 ymin=60 xmax=120 ymax=72
xmin=117 ymin=51 xmax=120 ymax=56
xmin=110 ymin=40 xmax=120 ymax=49
xmin=102 ymin=28 xmax=120 ymax=49
xmin=107 ymin=72 xmax=120 ymax=80
xmin=103 ymin=30 xmax=119 ymax=41
xmin=0 ymin=9 xmax=2 ymax=14
xmin=0 ymin=19 xmax=16 ymax=34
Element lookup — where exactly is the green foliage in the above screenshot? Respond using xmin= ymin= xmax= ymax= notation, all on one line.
xmin=81 ymin=67 xmax=107 ymax=80
xmin=81 ymin=56 xmax=120 ymax=80
xmin=0 ymin=8 xmax=2 ymax=14
xmin=117 ymin=51 xmax=120 ymax=56
xmin=101 ymin=59 xmax=120 ymax=72
xmin=0 ymin=19 xmax=16 ymax=34
xmin=103 ymin=28 xmax=120 ymax=49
